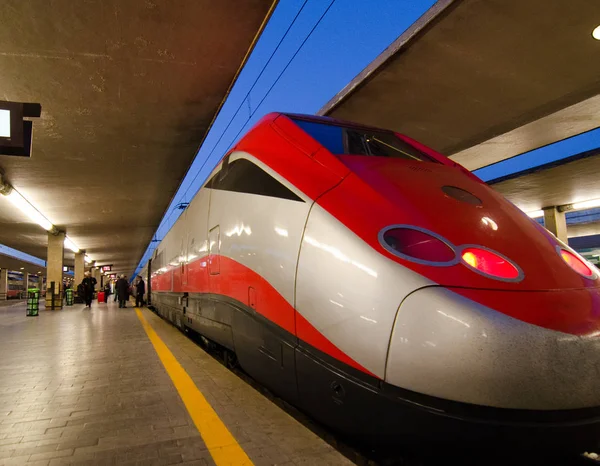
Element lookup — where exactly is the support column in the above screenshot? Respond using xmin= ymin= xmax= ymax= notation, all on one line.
xmin=45 ymin=231 xmax=64 ymax=310
xmin=91 ymin=266 xmax=100 ymax=297
xmin=25 ymin=273 xmax=30 ymax=290
xmin=543 ymin=206 xmax=568 ymax=244
xmin=74 ymin=252 xmax=85 ymax=287
xmin=0 ymin=269 xmax=7 ymax=300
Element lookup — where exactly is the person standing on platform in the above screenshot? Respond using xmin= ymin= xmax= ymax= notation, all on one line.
xmin=81 ymin=271 xmax=97 ymax=308
xmin=103 ymin=282 xmax=110 ymax=303
xmin=116 ymin=275 xmax=129 ymax=308
xmin=135 ymin=276 xmax=145 ymax=308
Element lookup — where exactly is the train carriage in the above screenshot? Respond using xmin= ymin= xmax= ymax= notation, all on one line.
xmin=144 ymin=112 xmax=600 ymax=456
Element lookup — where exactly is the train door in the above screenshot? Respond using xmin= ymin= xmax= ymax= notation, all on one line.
xmin=208 ymin=226 xmax=220 ymax=275
xmin=182 ymin=235 xmax=189 ymax=288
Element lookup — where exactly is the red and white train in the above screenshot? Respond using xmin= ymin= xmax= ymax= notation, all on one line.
xmin=141 ymin=113 xmax=600 ymax=455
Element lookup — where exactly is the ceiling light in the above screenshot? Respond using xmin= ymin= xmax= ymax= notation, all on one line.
xmin=84 ymin=255 xmax=92 ymax=263
xmin=0 ymin=109 xmax=10 ymax=138
xmin=593 ymin=25 xmax=600 ymax=41
xmin=4 ymin=188 xmax=54 ymax=231
xmin=64 ymin=236 xmax=80 ymax=253
xmin=571 ymin=199 xmax=600 ymax=210
xmin=20 ymin=267 xmax=24 ymax=270
xmin=526 ymin=210 xmax=544 ymax=219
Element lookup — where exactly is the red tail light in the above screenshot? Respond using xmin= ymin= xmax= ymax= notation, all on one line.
xmin=461 ymin=247 xmax=521 ymax=281
xmin=381 ymin=227 xmax=456 ymax=265
xmin=559 ymin=249 xmax=595 ymax=278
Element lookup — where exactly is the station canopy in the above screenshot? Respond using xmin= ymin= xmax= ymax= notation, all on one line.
xmin=0 ymin=0 xmax=275 ymax=276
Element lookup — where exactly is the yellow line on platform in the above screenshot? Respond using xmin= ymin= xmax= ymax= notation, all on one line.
xmin=135 ymin=308 xmax=254 ymax=466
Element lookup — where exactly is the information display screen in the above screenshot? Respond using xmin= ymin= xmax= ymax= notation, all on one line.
xmin=0 ymin=109 xmax=10 ymax=138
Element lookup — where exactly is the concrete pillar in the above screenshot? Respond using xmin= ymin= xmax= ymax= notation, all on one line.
xmin=543 ymin=206 xmax=568 ymax=244
xmin=0 ymin=269 xmax=7 ymax=300
xmin=91 ymin=266 xmax=100 ymax=296
xmin=74 ymin=252 xmax=85 ymax=287
xmin=45 ymin=231 xmax=64 ymax=310
xmin=25 ymin=273 xmax=30 ymax=290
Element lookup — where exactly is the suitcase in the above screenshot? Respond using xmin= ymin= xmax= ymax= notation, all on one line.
xmin=97 ymin=291 xmax=105 ymax=303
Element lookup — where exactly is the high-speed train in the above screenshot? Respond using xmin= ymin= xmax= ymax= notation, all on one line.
xmin=141 ymin=112 xmax=600 ymax=455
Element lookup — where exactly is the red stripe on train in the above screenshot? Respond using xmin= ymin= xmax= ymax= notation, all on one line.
xmin=151 ymin=255 xmax=377 ymax=377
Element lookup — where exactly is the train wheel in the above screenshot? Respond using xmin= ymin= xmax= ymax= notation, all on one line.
xmin=224 ymin=349 xmax=238 ymax=369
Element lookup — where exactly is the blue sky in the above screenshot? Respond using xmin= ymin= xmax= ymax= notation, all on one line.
xmin=474 ymin=127 xmax=600 ymax=182
xmin=132 ymin=0 xmax=437 ymax=276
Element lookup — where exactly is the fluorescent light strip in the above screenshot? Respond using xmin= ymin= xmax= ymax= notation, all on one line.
xmin=6 ymin=189 xmax=54 ymax=231
xmin=526 ymin=210 xmax=544 ymax=219
xmin=64 ymin=236 xmax=80 ymax=253
xmin=571 ymin=199 xmax=600 ymax=211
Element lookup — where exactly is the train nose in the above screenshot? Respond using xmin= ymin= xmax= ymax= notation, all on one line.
xmin=385 ymin=286 xmax=600 ymax=410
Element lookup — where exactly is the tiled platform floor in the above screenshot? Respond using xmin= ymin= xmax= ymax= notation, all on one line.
xmin=0 ymin=300 xmax=353 ymax=466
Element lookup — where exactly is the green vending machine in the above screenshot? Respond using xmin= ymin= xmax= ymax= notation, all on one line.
xmin=26 ymin=288 xmax=40 ymax=316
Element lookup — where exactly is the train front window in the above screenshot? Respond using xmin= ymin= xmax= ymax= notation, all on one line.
xmin=346 ymin=130 xmax=435 ymax=162
xmin=292 ymin=118 xmax=437 ymax=162
xmin=293 ymin=120 xmax=344 ymax=154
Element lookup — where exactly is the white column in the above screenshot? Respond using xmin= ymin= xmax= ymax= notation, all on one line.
xmin=45 ymin=231 xmax=64 ymax=310
xmin=74 ymin=252 xmax=85 ymax=287
xmin=543 ymin=206 xmax=568 ymax=243
xmin=0 ymin=269 xmax=7 ymax=300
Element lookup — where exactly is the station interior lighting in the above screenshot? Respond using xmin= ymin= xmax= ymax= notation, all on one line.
xmin=64 ymin=236 xmax=80 ymax=253
xmin=570 ymin=198 xmax=600 ymax=211
xmin=84 ymin=255 xmax=92 ymax=263
xmin=593 ymin=25 xmax=600 ymax=41
xmin=526 ymin=210 xmax=544 ymax=219
xmin=4 ymin=187 xmax=55 ymax=232
xmin=0 ymin=177 xmax=88 ymax=258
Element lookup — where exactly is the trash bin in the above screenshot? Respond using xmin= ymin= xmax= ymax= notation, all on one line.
xmin=26 ymin=288 xmax=40 ymax=317
xmin=65 ymin=288 xmax=74 ymax=306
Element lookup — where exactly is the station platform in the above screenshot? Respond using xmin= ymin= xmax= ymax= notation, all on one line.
xmin=0 ymin=300 xmax=353 ymax=466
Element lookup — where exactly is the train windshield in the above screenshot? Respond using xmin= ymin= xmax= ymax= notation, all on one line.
xmin=293 ymin=119 xmax=438 ymax=163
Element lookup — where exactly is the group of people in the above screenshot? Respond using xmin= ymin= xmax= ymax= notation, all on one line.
xmin=113 ymin=275 xmax=145 ymax=308
xmin=79 ymin=272 xmax=145 ymax=309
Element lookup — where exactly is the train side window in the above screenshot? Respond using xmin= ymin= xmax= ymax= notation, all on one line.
xmin=209 ymin=158 xmax=303 ymax=202
xmin=154 ymin=251 xmax=164 ymax=270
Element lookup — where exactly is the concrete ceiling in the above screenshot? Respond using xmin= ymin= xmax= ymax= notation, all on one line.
xmin=452 ymin=94 xmax=600 ymax=171
xmin=491 ymin=152 xmax=600 ymax=214
xmin=320 ymin=0 xmax=600 ymax=170
xmin=0 ymin=0 xmax=275 ymax=276
xmin=491 ymin=152 xmax=600 ymax=238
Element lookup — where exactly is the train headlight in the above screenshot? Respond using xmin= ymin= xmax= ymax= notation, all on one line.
xmin=379 ymin=226 xmax=457 ymax=266
xmin=558 ymin=248 xmax=597 ymax=279
xmin=460 ymin=246 xmax=523 ymax=282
